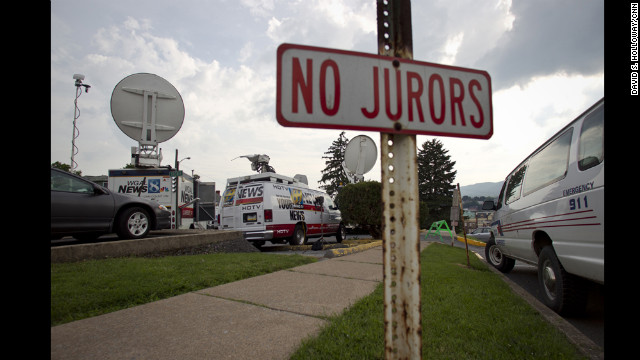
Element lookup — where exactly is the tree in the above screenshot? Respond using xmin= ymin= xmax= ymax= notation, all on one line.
xmin=335 ymin=181 xmax=382 ymax=238
xmin=318 ymin=131 xmax=349 ymax=196
xmin=417 ymin=139 xmax=456 ymax=226
xmin=51 ymin=161 xmax=82 ymax=176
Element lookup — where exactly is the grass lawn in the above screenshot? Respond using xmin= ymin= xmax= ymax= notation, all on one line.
xmin=51 ymin=252 xmax=316 ymax=327
xmin=290 ymin=243 xmax=586 ymax=360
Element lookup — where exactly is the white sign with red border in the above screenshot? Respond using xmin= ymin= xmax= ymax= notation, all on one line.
xmin=276 ymin=43 xmax=493 ymax=139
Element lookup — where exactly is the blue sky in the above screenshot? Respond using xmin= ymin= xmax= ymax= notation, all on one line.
xmin=51 ymin=0 xmax=604 ymax=189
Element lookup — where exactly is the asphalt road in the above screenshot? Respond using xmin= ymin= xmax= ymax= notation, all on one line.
xmin=259 ymin=234 xmax=373 ymax=257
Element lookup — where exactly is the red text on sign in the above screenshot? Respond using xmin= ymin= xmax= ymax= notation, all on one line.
xmin=361 ymin=67 xmax=485 ymax=128
xmin=292 ymin=57 xmax=340 ymax=116
xmin=290 ymin=57 xmax=486 ymax=129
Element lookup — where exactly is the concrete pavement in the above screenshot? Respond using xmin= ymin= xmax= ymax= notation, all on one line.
xmin=51 ymin=242 xmax=394 ymax=360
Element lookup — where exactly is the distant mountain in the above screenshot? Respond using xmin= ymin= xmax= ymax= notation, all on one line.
xmin=460 ymin=182 xmax=502 ymax=198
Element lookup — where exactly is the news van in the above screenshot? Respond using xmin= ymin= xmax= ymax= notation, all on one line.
xmin=219 ymin=172 xmax=346 ymax=247
xmin=482 ymin=98 xmax=604 ymax=315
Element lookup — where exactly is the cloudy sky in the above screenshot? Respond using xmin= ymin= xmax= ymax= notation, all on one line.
xmin=51 ymin=0 xmax=604 ymax=190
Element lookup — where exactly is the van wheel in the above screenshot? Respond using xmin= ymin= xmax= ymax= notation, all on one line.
xmin=289 ymin=224 xmax=307 ymax=246
xmin=336 ymin=223 xmax=346 ymax=243
xmin=538 ymin=246 xmax=587 ymax=315
xmin=485 ymin=238 xmax=515 ymax=273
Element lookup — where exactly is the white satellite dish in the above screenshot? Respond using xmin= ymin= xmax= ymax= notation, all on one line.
xmin=343 ymin=135 xmax=377 ymax=183
xmin=111 ymin=73 xmax=185 ymax=167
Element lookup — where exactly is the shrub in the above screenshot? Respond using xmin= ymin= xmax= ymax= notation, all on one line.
xmin=336 ymin=181 xmax=382 ymax=238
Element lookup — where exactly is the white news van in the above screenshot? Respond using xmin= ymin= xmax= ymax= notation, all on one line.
xmin=219 ymin=172 xmax=346 ymax=247
xmin=482 ymin=98 xmax=604 ymax=315
xmin=108 ymin=168 xmax=195 ymax=229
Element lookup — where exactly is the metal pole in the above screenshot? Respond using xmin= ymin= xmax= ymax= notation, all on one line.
xmin=70 ymin=85 xmax=82 ymax=171
xmin=377 ymin=1 xmax=421 ymax=358
xmin=457 ymin=183 xmax=471 ymax=267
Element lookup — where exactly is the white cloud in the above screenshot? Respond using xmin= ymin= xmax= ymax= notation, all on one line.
xmin=441 ymin=71 xmax=604 ymax=186
xmin=51 ymin=0 xmax=604 ymax=192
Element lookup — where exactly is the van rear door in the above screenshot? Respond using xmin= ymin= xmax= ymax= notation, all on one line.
xmin=220 ymin=186 xmax=237 ymax=229
xmin=233 ymin=183 xmax=266 ymax=232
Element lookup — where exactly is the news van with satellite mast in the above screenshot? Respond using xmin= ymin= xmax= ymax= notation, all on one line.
xmin=219 ymin=155 xmax=346 ymax=247
xmin=482 ymin=98 xmax=604 ymax=315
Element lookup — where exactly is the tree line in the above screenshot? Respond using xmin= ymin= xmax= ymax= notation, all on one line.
xmin=318 ymin=132 xmax=457 ymax=233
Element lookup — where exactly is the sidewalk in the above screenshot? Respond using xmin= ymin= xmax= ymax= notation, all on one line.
xmin=51 ymin=242 xmax=396 ymax=360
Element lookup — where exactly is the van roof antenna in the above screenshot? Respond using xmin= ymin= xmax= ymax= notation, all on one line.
xmin=232 ymin=154 xmax=276 ymax=173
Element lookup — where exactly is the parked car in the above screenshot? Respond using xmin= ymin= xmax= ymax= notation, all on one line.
xmin=467 ymin=227 xmax=492 ymax=242
xmin=51 ymin=168 xmax=172 ymax=240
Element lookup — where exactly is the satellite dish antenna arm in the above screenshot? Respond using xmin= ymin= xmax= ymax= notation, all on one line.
xmin=233 ymin=154 xmax=276 ymax=173
xmin=341 ymin=161 xmax=358 ymax=184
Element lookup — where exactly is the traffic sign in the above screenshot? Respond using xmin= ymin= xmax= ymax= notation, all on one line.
xmin=276 ymin=43 xmax=493 ymax=139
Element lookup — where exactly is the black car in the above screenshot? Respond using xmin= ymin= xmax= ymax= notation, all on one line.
xmin=51 ymin=168 xmax=171 ymax=240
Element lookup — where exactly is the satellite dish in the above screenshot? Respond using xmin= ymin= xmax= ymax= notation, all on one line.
xmin=110 ymin=73 xmax=184 ymax=167
xmin=111 ymin=73 xmax=184 ymax=143
xmin=343 ymin=135 xmax=377 ymax=182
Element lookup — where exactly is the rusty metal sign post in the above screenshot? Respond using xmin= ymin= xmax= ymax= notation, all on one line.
xmin=378 ymin=1 xmax=422 ymax=358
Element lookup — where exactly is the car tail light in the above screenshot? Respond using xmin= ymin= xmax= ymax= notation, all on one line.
xmin=264 ymin=209 xmax=273 ymax=222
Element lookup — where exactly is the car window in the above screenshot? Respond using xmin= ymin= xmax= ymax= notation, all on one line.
xmin=522 ymin=129 xmax=572 ymax=196
xmin=578 ymin=104 xmax=604 ymax=171
xmin=51 ymin=170 xmax=94 ymax=193
xmin=323 ymin=195 xmax=336 ymax=210
xmin=496 ymin=181 xmax=506 ymax=210
xmin=505 ymin=164 xmax=526 ymax=204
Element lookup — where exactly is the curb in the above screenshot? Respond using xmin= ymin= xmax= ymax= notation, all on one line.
xmin=455 ymin=236 xmax=486 ymax=247
xmin=324 ymin=240 xmax=382 ymax=258
xmin=50 ymin=230 xmax=246 ymax=263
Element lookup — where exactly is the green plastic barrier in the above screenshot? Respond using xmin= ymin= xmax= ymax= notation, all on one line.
xmin=425 ymin=220 xmax=453 ymax=242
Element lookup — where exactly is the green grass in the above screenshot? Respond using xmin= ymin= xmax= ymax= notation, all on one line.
xmin=51 ymin=253 xmax=316 ymax=327
xmin=291 ymin=243 xmax=586 ymax=360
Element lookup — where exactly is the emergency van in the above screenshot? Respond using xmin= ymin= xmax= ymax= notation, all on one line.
xmin=482 ymin=98 xmax=604 ymax=315
xmin=219 ymin=172 xmax=346 ymax=247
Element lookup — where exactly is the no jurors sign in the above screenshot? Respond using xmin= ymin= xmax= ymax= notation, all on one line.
xmin=276 ymin=43 xmax=493 ymax=139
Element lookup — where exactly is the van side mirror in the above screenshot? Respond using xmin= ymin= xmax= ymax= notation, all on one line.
xmin=482 ymin=200 xmax=496 ymax=211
